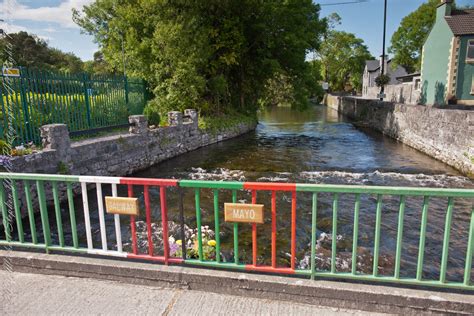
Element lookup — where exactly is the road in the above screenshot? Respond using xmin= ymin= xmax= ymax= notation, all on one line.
xmin=0 ymin=271 xmax=386 ymax=315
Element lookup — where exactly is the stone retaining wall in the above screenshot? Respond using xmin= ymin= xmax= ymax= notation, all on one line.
xmin=364 ymin=84 xmax=421 ymax=105
xmin=326 ymin=95 xmax=474 ymax=177
xmin=11 ymin=110 xmax=256 ymax=177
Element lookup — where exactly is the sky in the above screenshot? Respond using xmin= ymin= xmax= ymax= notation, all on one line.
xmin=0 ymin=0 xmax=472 ymax=61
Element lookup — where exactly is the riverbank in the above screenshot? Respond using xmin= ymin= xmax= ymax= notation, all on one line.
xmin=325 ymin=95 xmax=474 ymax=178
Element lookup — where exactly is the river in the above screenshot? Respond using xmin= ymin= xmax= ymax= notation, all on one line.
xmin=25 ymin=105 xmax=473 ymax=282
xmin=130 ymin=105 xmax=473 ymax=281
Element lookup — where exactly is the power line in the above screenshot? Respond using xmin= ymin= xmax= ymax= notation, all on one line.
xmin=319 ymin=0 xmax=369 ymax=6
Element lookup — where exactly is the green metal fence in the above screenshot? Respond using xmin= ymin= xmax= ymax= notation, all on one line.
xmin=0 ymin=68 xmax=146 ymax=145
xmin=0 ymin=173 xmax=473 ymax=291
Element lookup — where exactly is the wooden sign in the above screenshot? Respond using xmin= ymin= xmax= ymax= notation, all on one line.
xmin=2 ymin=68 xmax=20 ymax=77
xmin=224 ymin=203 xmax=264 ymax=224
xmin=105 ymin=197 xmax=139 ymax=216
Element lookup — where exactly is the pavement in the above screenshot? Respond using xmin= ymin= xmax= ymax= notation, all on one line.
xmin=0 ymin=271 xmax=385 ymax=315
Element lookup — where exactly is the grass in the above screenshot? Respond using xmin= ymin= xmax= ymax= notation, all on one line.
xmin=198 ymin=111 xmax=257 ymax=134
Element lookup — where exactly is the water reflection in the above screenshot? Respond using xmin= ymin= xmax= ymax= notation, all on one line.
xmin=142 ymin=105 xmax=463 ymax=177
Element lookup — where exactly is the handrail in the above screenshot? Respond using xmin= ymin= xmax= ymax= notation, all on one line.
xmin=0 ymin=172 xmax=472 ymax=291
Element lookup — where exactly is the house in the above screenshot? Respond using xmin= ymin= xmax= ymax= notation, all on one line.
xmin=362 ymin=56 xmax=408 ymax=97
xmin=420 ymin=0 xmax=474 ymax=106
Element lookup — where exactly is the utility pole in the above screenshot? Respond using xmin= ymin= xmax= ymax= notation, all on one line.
xmin=379 ymin=0 xmax=387 ymax=101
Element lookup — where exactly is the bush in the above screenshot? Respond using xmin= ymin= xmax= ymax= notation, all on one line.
xmin=143 ymin=100 xmax=161 ymax=126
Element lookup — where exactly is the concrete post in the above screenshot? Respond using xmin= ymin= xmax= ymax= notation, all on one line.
xmin=168 ymin=111 xmax=183 ymax=126
xmin=129 ymin=115 xmax=148 ymax=135
xmin=40 ymin=124 xmax=70 ymax=151
xmin=184 ymin=109 xmax=198 ymax=129
xmin=40 ymin=124 xmax=72 ymax=165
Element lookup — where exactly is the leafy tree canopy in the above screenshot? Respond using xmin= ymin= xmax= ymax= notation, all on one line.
xmin=388 ymin=0 xmax=439 ymax=73
xmin=73 ymin=0 xmax=326 ymax=115
xmin=316 ymin=14 xmax=372 ymax=92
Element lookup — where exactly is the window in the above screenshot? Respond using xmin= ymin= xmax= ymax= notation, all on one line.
xmin=467 ymin=39 xmax=474 ymax=63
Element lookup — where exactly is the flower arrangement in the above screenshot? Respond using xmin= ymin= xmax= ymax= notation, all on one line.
xmin=123 ymin=221 xmax=221 ymax=261
xmin=169 ymin=225 xmax=217 ymax=260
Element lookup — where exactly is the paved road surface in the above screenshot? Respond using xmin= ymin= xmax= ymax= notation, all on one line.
xmin=0 ymin=271 xmax=387 ymax=315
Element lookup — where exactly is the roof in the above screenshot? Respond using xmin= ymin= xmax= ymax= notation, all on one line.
xmin=445 ymin=9 xmax=474 ymax=35
xmin=365 ymin=60 xmax=379 ymax=72
xmin=366 ymin=59 xmax=396 ymax=72
xmin=396 ymin=72 xmax=421 ymax=80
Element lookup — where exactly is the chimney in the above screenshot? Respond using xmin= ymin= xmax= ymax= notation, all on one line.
xmin=437 ymin=0 xmax=453 ymax=18
xmin=379 ymin=55 xmax=388 ymax=75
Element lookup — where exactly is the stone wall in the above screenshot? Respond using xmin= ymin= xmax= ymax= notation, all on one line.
xmin=326 ymin=95 xmax=474 ymax=177
xmin=10 ymin=110 xmax=256 ymax=177
xmin=363 ymin=84 xmax=421 ymax=105
xmin=6 ymin=110 xmax=257 ymax=215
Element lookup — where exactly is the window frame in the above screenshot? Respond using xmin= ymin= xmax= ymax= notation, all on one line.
xmin=467 ymin=39 xmax=474 ymax=63
xmin=471 ymin=74 xmax=474 ymax=95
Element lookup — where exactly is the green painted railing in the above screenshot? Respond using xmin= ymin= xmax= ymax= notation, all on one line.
xmin=0 ymin=68 xmax=146 ymax=145
xmin=0 ymin=173 xmax=473 ymax=291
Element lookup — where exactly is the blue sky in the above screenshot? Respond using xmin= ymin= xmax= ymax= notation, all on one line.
xmin=1 ymin=0 xmax=472 ymax=61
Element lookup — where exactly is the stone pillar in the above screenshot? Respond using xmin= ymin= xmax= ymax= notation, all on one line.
xmin=168 ymin=111 xmax=183 ymax=126
xmin=129 ymin=115 xmax=148 ymax=135
xmin=40 ymin=124 xmax=71 ymax=164
xmin=184 ymin=109 xmax=198 ymax=129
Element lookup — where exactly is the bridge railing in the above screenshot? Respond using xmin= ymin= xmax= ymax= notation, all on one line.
xmin=0 ymin=173 xmax=473 ymax=291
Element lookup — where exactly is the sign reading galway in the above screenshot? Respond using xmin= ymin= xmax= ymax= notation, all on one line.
xmin=224 ymin=203 xmax=264 ymax=224
xmin=105 ymin=197 xmax=139 ymax=216
xmin=2 ymin=68 xmax=20 ymax=77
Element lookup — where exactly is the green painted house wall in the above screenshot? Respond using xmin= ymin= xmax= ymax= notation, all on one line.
xmin=420 ymin=4 xmax=454 ymax=105
xmin=455 ymin=36 xmax=474 ymax=101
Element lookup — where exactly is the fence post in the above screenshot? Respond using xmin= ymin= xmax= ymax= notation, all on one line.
xmin=82 ymin=73 xmax=92 ymax=128
xmin=124 ymin=75 xmax=129 ymax=109
xmin=19 ymin=67 xmax=32 ymax=144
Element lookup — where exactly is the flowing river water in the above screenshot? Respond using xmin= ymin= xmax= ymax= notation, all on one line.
xmin=130 ymin=105 xmax=473 ymax=281
xmin=22 ymin=105 xmax=474 ymax=282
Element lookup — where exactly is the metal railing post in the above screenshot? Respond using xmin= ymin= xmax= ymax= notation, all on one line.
xmin=82 ymin=73 xmax=92 ymax=128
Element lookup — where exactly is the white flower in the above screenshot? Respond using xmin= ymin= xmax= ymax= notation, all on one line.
xmin=169 ymin=236 xmax=175 ymax=244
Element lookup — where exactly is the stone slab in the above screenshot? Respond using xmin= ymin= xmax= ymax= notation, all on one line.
xmin=0 ymin=270 xmax=381 ymax=315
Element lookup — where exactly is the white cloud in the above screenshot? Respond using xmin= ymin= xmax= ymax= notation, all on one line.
xmin=0 ymin=21 xmax=27 ymax=33
xmin=1 ymin=0 xmax=94 ymax=28
xmin=42 ymin=27 xmax=58 ymax=33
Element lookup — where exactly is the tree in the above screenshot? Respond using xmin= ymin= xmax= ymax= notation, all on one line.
xmin=389 ymin=0 xmax=439 ymax=73
xmin=0 ymin=31 xmax=52 ymax=69
xmin=83 ymin=51 xmax=114 ymax=75
xmin=317 ymin=29 xmax=372 ymax=92
xmin=73 ymin=0 xmax=326 ymax=115
xmin=0 ymin=31 xmax=85 ymax=73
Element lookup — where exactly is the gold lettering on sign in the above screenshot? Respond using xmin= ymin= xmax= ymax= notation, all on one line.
xmin=105 ymin=197 xmax=139 ymax=216
xmin=224 ymin=203 xmax=264 ymax=224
